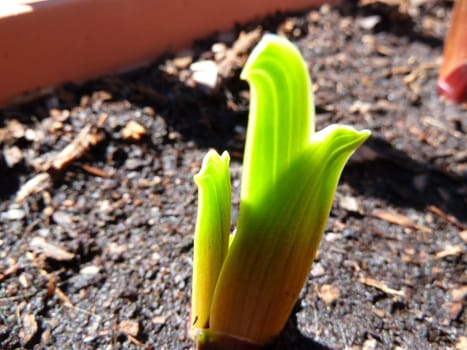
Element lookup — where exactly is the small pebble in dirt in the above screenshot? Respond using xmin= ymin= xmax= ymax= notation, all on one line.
xmin=3 ymin=146 xmax=23 ymax=167
xmin=2 ymin=207 xmax=25 ymax=220
xmin=190 ymin=60 xmax=220 ymax=91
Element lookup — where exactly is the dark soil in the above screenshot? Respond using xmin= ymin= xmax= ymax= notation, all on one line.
xmin=0 ymin=1 xmax=465 ymax=349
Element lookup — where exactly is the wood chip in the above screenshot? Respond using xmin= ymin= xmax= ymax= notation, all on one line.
xmin=217 ymin=27 xmax=262 ymax=78
xmin=29 ymin=237 xmax=75 ymax=261
xmin=81 ymin=164 xmax=110 ymax=178
xmin=451 ymin=285 xmax=467 ymax=302
xmin=46 ymin=273 xmax=56 ymax=299
xmin=121 ymin=120 xmax=146 ymax=142
xmin=372 ymin=307 xmax=386 ymax=318
xmin=372 ymin=209 xmax=432 ymax=233
xmin=15 ymin=172 xmax=52 ymax=204
xmin=318 ymin=284 xmax=340 ymax=305
xmin=151 ymin=315 xmax=167 ymax=324
xmin=446 ymin=301 xmax=463 ymax=321
xmin=43 ymin=124 xmax=106 ymax=171
xmin=20 ymin=313 xmax=38 ymax=346
xmin=435 ymin=244 xmax=463 ymax=259
xmin=456 ymin=336 xmax=467 ymax=350
xmin=15 ymin=122 xmax=108 ymax=204
xmin=119 ymin=320 xmax=140 ymax=337
xmin=0 ymin=263 xmax=19 ymax=282
xmin=359 ymin=276 xmax=406 ymax=297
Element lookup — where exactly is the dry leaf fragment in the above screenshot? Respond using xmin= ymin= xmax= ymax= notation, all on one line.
xmin=372 ymin=209 xmax=432 ymax=233
xmin=29 ymin=237 xmax=75 ymax=261
xmin=119 ymin=320 xmax=140 ymax=337
xmin=318 ymin=284 xmax=340 ymax=305
xmin=20 ymin=313 xmax=38 ymax=346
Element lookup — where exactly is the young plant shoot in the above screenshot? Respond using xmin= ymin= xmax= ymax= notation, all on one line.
xmin=191 ymin=34 xmax=371 ymax=349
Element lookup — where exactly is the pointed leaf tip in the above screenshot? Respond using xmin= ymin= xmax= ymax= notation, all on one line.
xmin=191 ymin=150 xmax=231 ymax=336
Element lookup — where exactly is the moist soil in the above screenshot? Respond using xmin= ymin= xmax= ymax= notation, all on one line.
xmin=0 ymin=1 xmax=465 ymax=349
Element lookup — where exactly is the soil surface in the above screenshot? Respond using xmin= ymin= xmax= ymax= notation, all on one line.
xmin=0 ymin=1 xmax=465 ymax=349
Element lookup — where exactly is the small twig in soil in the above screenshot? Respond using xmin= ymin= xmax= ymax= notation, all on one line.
xmin=0 ymin=290 xmax=44 ymax=303
xmin=428 ymin=205 xmax=467 ymax=230
xmin=127 ymin=334 xmax=151 ymax=350
xmin=81 ymin=164 xmax=111 ymax=177
xmin=43 ymin=124 xmax=106 ymax=172
xmin=358 ymin=276 xmax=406 ymax=297
xmin=0 ymin=263 xmax=19 ymax=282
xmin=54 ymin=285 xmax=101 ymax=319
xmin=372 ymin=209 xmax=432 ymax=233
xmin=15 ymin=122 xmax=107 ymax=204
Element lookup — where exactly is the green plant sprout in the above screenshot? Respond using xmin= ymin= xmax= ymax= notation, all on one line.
xmin=190 ymin=34 xmax=371 ymax=349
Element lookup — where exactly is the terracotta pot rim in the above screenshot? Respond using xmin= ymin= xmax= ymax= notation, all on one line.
xmin=0 ymin=0 xmax=335 ymax=107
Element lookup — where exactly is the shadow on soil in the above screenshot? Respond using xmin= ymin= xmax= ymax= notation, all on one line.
xmin=1 ymin=75 xmax=465 ymax=225
xmin=0 ymin=3 xmax=462 ymax=223
xmin=268 ymin=303 xmax=334 ymax=350
xmin=343 ymin=136 xmax=467 ymax=223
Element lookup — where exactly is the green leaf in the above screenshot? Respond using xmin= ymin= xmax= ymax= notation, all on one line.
xmin=207 ymin=35 xmax=371 ymax=344
xmin=192 ymin=34 xmax=371 ymax=347
xmin=209 ymin=126 xmax=369 ymax=344
xmin=191 ymin=150 xmax=231 ymax=335
xmin=239 ymin=34 xmax=314 ymax=207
